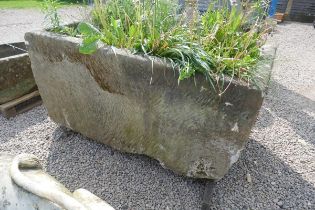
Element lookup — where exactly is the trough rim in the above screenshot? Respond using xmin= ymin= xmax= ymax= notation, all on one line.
xmin=25 ymin=30 xmax=276 ymax=94
xmin=0 ymin=42 xmax=28 ymax=60
xmin=0 ymin=53 xmax=29 ymax=62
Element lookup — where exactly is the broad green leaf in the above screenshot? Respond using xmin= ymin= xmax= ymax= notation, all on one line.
xmin=79 ymin=36 xmax=100 ymax=54
xmin=79 ymin=41 xmax=98 ymax=54
xmin=77 ymin=22 xmax=101 ymax=36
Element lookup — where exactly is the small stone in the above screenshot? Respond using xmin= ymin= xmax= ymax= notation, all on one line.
xmin=246 ymin=173 xmax=252 ymax=183
xmin=271 ymin=181 xmax=276 ymax=185
xmin=277 ymin=200 xmax=284 ymax=208
xmin=121 ymin=205 xmax=129 ymax=210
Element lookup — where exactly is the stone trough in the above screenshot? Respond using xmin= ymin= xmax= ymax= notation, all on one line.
xmin=0 ymin=42 xmax=37 ymax=104
xmin=25 ymin=31 xmax=276 ymax=180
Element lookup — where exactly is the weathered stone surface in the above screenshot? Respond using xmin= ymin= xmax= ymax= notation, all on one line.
xmin=0 ymin=42 xmax=36 ymax=104
xmin=25 ymin=31 xmax=275 ymax=179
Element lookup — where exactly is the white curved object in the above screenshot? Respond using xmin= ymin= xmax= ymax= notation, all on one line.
xmin=6 ymin=153 xmax=114 ymax=210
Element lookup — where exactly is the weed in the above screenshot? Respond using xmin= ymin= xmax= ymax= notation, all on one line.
xmin=42 ymin=0 xmax=79 ymax=36
xmin=42 ymin=0 xmax=61 ymax=30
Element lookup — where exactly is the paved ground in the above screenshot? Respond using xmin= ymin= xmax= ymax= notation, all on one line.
xmin=0 ymin=8 xmax=315 ymax=210
xmin=0 ymin=7 xmax=88 ymax=44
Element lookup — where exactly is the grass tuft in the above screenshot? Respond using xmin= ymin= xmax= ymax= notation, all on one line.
xmin=0 ymin=0 xmax=82 ymax=9
xmin=47 ymin=0 xmax=270 ymax=92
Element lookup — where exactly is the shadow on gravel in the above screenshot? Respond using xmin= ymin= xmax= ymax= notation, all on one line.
xmin=276 ymin=21 xmax=313 ymax=27
xmin=45 ymin=126 xmax=205 ymax=210
xmin=259 ymin=81 xmax=315 ymax=145
xmin=202 ymin=139 xmax=315 ymax=209
xmin=201 ymin=81 xmax=315 ymax=209
xmin=45 ymin=126 xmax=315 ymax=209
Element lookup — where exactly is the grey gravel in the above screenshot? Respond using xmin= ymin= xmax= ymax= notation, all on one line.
xmin=0 ymin=8 xmax=315 ymax=210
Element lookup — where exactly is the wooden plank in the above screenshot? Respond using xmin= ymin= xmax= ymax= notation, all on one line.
xmin=0 ymin=90 xmax=42 ymax=119
xmin=285 ymin=0 xmax=294 ymax=15
xmin=0 ymin=90 xmax=40 ymax=110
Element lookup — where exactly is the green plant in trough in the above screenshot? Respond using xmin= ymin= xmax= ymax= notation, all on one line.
xmin=78 ymin=0 xmax=215 ymax=87
xmin=54 ymin=0 xmax=269 ymax=92
xmin=199 ymin=3 xmax=267 ymax=84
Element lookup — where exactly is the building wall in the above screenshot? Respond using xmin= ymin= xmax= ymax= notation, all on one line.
xmin=277 ymin=0 xmax=315 ymax=22
xmin=198 ymin=0 xmax=211 ymax=12
xmin=187 ymin=0 xmax=315 ymax=22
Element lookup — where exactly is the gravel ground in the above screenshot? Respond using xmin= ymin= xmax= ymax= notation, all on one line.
xmin=0 ymin=8 xmax=315 ymax=209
